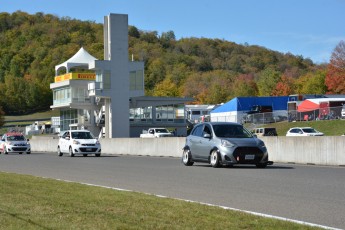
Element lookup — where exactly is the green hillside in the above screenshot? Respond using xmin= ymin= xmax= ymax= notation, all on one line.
xmin=0 ymin=11 xmax=326 ymax=116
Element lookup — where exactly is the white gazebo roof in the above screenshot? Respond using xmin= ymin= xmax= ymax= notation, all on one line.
xmin=55 ymin=47 xmax=98 ymax=75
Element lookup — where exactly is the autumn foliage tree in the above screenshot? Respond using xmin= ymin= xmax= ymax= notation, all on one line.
xmin=0 ymin=11 xmax=326 ymax=114
xmin=325 ymin=40 xmax=345 ymax=94
xmin=272 ymin=75 xmax=294 ymax=96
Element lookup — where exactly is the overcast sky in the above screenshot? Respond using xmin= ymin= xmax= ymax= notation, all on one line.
xmin=1 ymin=0 xmax=345 ymax=63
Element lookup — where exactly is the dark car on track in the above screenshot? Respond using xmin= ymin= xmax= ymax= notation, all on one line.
xmin=182 ymin=122 xmax=273 ymax=168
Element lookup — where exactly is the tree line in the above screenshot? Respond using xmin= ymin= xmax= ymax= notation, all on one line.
xmin=0 ymin=11 xmax=344 ymax=120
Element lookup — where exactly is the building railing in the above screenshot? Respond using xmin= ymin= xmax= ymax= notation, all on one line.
xmin=129 ymin=118 xmax=186 ymax=124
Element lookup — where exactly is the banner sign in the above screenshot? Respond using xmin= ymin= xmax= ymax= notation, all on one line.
xmin=54 ymin=73 xmax=96 ymax=83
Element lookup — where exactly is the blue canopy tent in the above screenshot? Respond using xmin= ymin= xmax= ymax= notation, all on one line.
xmin=211 ymin=96 xmax=289 ymax=123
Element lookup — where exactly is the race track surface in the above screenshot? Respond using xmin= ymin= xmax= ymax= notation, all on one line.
xmin=0 ymin=153 xmax=344 ymax=229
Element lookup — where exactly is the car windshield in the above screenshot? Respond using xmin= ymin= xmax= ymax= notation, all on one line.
xmin=7 ymin=135 xmax=25 ymax=141
xmin=213 ymin=124 xmax=253 ymax=138
xmin=156 ymin=128 xmax=169 ymax=133
xmin=71 ymin=132 xmax=94 ymax=139
xmin=302 ymin=128 xmax=318 ymax=133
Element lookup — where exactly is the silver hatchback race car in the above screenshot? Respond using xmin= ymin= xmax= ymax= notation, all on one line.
xmin=182 ymin=122 xmax=273 ymax=168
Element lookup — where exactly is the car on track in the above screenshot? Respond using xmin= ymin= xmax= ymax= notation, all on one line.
xmin=286 ymin=127 xmax=324 ymax=136
xmin=57 ymin=130 xmax=101 ymax=157
xmin=182 ymin=122 xmax=273 ymax=168
xmin=0 ymin=132 xmax=31 ymax=155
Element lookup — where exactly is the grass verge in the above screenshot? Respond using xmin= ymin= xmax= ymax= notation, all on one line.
xmin=261 ymin=119 xmax=345 ymax=136
xmin=0 ymin=172 xmax=321 ymax=229
xmin=4 ymin=110 xmax=59 ymax=122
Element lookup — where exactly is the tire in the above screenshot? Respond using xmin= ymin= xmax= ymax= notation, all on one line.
xmin=95 ymin=153 xmax=101 ymax=157
xmin=69 ymin=147 xmax=75 ymax=157
xmin=210 ymin=150 xmax=221 ymax=168
xmin=26 ymin=152 xmax=31 ymax=154
xmin=182 ymin=149 xmax=194 ymax=166
xmin=256 ymin=163 xmax=267 ymax=168
xmin=83 ymin=154 xmax=87 ymax=157
xmin=5 ymin=149 xmax=8 ymax=155
xmin=57 ymin=146 xmax=63 ymax=157
xmin=19 ymin=152 xmax=22 ymax=154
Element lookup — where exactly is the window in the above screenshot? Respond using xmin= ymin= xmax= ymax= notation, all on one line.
xmin=96 ymin=70 xmax=111 ymax=90
xmin=130 ymin=70 xmax=144 ymax=90
xmin=192 ymin=125 xmax=203 ymax=137
xmin=60 ymin=109 xmax=78 ymax=131
xmin=103 ymin=70 xmax=111 ymax=89
xmin=203 ymin=125 xmax=211 ymax=136
xmin=53 ymin=88 xmax=71 ymax=105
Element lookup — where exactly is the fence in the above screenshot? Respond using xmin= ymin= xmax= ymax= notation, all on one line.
xmin=288 ymin=105 xmax=344 ymax=122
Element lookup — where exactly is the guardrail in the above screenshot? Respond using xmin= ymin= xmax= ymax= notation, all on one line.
xmin=30 ymin=136 xmax=345 ymax=166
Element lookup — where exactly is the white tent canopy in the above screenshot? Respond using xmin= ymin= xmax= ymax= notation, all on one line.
xmin=55 ymin=47 xmax=98 ymax=76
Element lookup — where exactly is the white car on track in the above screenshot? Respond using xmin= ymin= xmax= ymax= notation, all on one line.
xmin=58 ymin=130 xmax=101 ymax=157
xmin=0 ymin=132 xmax=31 ymax=155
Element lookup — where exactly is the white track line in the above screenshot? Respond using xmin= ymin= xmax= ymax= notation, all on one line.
xmin=54 ymin=178 xmax=341 ymax=230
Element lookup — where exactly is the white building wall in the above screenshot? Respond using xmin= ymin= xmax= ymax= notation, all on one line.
xmin=210 ymin=111 xmax=242 ymax=123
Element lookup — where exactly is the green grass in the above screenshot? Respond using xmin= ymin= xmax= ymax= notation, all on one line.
xmin=0 ymin=172 xmax=321 ymax=230
xmin=4 ymin=110 xmax=59 ymax=122
xmin=1 ymin=110 xmax=59 ymax=135
xmin=256 ymin=119 xmax=345 ymax=136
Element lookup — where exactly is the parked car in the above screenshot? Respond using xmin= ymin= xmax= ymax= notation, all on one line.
xmin=182 ymin=122 xmax=273 ymax=168
xmin=286 ymin=127 xmax=324 ymax=136
xmin=140 ymin=128 xmax=173 ymax=138
xmin=0 ymin=132 xmax=31 ymax=154
xmin=252 ymin=127 xmax=277 ymax=137
xmin=58 ymin=130 xmax=101 ymax=157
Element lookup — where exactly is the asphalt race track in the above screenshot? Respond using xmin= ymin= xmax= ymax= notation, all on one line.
xmin=0 ymin=152 xmax=344 ymax=229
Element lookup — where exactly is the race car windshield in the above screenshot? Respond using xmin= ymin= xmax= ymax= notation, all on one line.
xmin=8 ymin=135 xmax=25 ymax=141
xmin=71 ymin=132 xmax=94 ymax=139
xmin=213 ymin=124 xmax=253 ymax=138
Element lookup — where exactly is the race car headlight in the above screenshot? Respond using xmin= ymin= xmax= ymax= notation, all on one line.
xmin=258 ymin=141 xmax=266 ymax=148
xmin=221 ymin=139 xmax=235 ymax=148
xmin=73 ymin=140 xmax=80 ymax=145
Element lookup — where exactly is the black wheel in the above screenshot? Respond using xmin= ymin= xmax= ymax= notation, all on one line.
xmin=95 ymin=153 xmax=101 ymax=157
xmin=57 ymin=146 xmax=63 ymax=157
xmin=69 ymin=147 xmax=75 ymax=157
xmin=83 ymin=154 xmax=87 ymax=157
xmin=26 ymin=152 xmax=31 ymax=154
xmin=256 ymin=163 xmax=267 ymax=168
xmin=19 ymin=152 xmax=22 ymax=154
xmin=182 ymin=149 xmax=194 ymax=166
xmin=210 ymin=150 xmax=221 ymax=168
xmin=5 ymin=150 xmax=8 ymax=155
